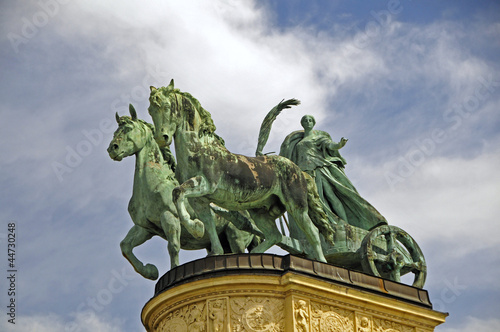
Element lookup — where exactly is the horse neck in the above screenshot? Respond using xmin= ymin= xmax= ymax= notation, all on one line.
xmin=172 ymin=125 xmax=199 ymax=182
xmin=133 ymin=133 xmax=163 ymax=188
xmin=173 ymin=95 xmax=225 ymax=148
xmin=172 ymin=98 xmax=204 ymax=151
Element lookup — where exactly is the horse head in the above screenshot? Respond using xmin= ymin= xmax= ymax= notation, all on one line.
xmin=148 ymin=80 xmax=224 ymax=148
xmin=108 ymin=104 xmax=154 ymax=161
xmin=148 ymin=80 xmax=178 ymax=147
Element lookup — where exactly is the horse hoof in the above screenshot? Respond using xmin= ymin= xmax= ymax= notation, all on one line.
xmin=207 ymin=248 xmax=224 ymax=256
xmin=144 ymin=264 xmax=159 ymax=280
xmin=191 ymin=219 xmax=205 ymax=239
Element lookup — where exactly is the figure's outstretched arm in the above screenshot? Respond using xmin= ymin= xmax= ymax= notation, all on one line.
xmin=328 ymin=137 xmax=348 ymax=150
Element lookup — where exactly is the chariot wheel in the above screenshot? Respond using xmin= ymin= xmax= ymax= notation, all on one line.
xmin=360 ymin=225 xmax=426 ymax=288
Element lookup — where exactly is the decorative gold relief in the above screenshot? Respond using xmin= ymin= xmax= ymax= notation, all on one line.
xmin=373 ymin=317 xmax=414 ymax=332
xmin=294 ymin=299 xmax=310 ymax=332
xmin=245 ymin=305 xmax=274 ymax=330
xmin=156 ymin=301 xmax=206 ymax=332
xmin=310 ymin=302 xmax=353 ymax=332
xmin=356 ymin=314 xmax=372 ymax=332
xmin=161 ymin=317 xmax=187 ymax=332
xmin=189 ymin=303 xmax=207 ymax=332
xmin=320 ymin=312 xmax=348 ymax=332
xmin=230 ymin=297 xmax=284 ymax=332
xmin=208 ymin=298 xmax=229 ymax=332
xmin=142 ymin=271 xmax=447 ymax=332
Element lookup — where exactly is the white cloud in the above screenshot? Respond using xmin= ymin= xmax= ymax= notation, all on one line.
xmin=437 ymin=317 xmax=500 ymax=332
xmin=360 ymin=150 xmax=500 ymax=252
xmin=0 ymin=312 xmax=126 ymax=332
xmin=6 ymin=0 xmax=497 ymax=158
xmin=25 ymin=0 xmax=332 ymax=155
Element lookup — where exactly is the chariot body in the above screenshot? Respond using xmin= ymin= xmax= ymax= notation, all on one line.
xmin=278 ymin=220 xmax=427 ymax=288
xmin=213 ymin=201 xmax=427 ymax=289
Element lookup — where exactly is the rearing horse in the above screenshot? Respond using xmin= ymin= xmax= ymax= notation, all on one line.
xmin=148 ymin=80 xmax=334 ymax=262
xmin=107 ymin=105 xmax=257 ymax=279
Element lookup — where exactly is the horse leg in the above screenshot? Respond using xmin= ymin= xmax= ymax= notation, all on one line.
xmin=248 ymin=210 xmax=282 ymax=254
xmin=160 ymin=211 xmax=181 ymax=269
xmin=120 ymin=225 xmax=159 ymax=280
xmin=172 ymin=176 xmax=209 ymax=239
xmin=225 ymin=222 xmax=254 ymax=254
xmin=289 ymin=210 xmax=327 ymax=262
xmin=173 ymin=175 xmax=224 ymax=255
xmin=191 ymin=200 xmax=224 ymax=256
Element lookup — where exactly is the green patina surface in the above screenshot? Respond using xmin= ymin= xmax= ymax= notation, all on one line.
xmin=107 ymin=81 xmax=427 ymax=288
xmin=107 ymin=105 xmax=256 ymax=280
xmin=278 ymin=115 xmax=426 ymax=288
xmin=146 ymin=81 xmax=333 ymax=264
xmin=280 ymin=115 xmax=387 ymax=231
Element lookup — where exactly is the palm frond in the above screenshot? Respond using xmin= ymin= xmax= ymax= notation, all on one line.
xmin=256 ymin=98 xmax=300 ymax=156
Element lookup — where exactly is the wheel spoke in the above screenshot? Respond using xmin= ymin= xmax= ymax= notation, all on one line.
xmin=361 ymin=225 xmax=427 ymax=288
xmin=386 ymin=233 xmax=396 ymax=253
xmin=389 ymin=266 xmax=402 ymax=282
xmin=372 ymin=252 xmax=389 ymax=263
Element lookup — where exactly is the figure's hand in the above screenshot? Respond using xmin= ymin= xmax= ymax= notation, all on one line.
xmin=340 ymin=137 xmax=348 ymax=147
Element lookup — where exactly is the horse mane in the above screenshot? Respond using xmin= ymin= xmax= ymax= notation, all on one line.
xmin=159 ymin=86 xmax=226 ymax=146
xmin=181 ymin=91 xmax=226 ymax=146
xmin=118 ymin=116 xmax=155 ymax=134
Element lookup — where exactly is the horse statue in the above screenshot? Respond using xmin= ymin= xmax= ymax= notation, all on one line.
xmin=107 ymin=105 xmax=257 ymax=279
xmin=147 ymin=80 xmax=335 ymax=263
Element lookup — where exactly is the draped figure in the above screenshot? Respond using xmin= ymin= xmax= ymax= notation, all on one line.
xmin=280 ymin=115 xmax=387 ymax=232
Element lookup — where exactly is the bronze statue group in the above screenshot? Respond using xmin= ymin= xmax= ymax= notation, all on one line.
xmin=108 ymin=81 xmax=427 ymax=288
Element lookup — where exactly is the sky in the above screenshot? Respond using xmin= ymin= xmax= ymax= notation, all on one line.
xmin=0 ymin=0 xmax=499 ymax=331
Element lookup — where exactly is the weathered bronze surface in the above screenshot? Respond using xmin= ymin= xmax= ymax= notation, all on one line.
xmin=107 ymin=105 xmax=257 ymax=279
xmin=108 ymin=80 xmax=427 ymax=288
xmin=276 ymin=115 xmax=426 ymax=288
xmin=280 ymin=115 xmax=387 ymax=231
xmin=147 ymin=80 xmax=334 ymax=264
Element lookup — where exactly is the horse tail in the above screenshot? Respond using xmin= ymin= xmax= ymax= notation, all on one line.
xmin=305 ymin=173 xmax=336 ymax=246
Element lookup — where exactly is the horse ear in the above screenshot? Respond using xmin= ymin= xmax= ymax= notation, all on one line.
xmin=150 ymin=86 xmax=157 ymax=92
xmin=168 ymin=79 xmax=174 ymax=89
xmin=115 ymin=112 xmax=120 ymax=123
xmin=129 ymin=104 xmax=137 ymax=120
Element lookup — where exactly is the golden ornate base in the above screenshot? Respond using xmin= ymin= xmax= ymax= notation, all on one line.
xmin=142 ymin=254 xmax=447 ymax=332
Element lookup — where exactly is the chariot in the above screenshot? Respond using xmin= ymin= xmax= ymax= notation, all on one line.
xmin=211 ymin=203 xmax=427 ymax=289
xmin=278 ymin=220 xmax=427 ymax=288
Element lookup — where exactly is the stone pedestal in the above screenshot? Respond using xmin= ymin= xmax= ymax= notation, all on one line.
xmin=142 ymin=254 xmax=447 ymax=331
